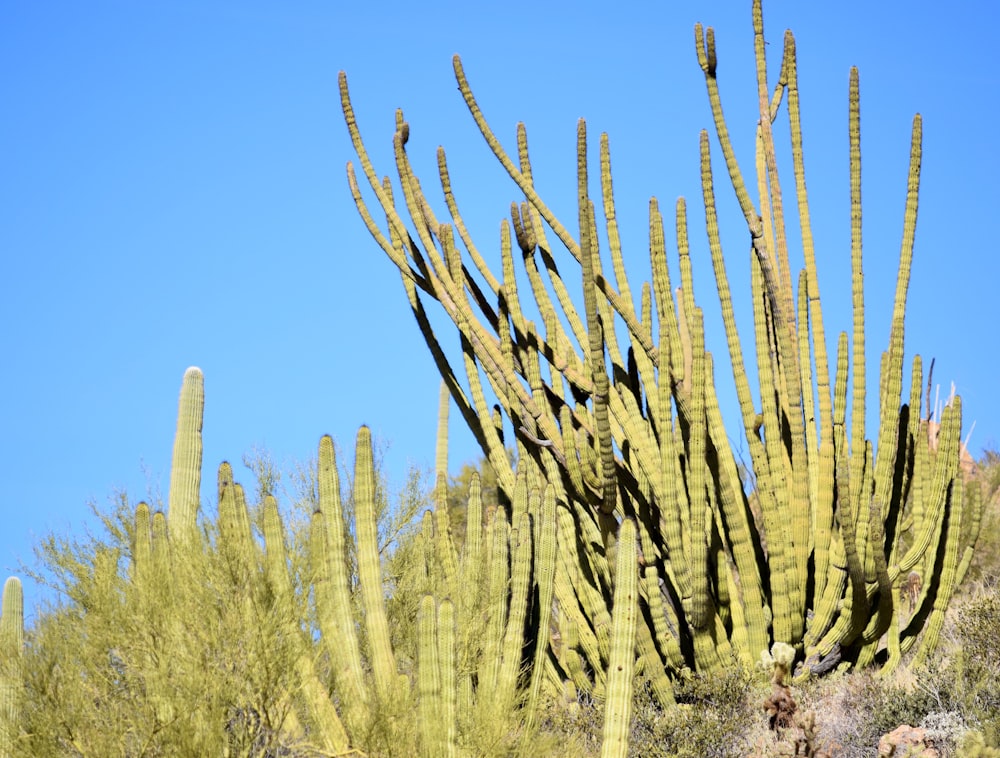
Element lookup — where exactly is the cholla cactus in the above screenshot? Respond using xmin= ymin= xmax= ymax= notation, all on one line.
xmin=760 ymin=642 xmax=796 ymax=687
xmin=761 ymin=642 xmax=798 ymax=731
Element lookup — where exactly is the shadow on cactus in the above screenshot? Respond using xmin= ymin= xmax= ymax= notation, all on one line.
xmin=339 ymin=0 xmax=979 ymax=713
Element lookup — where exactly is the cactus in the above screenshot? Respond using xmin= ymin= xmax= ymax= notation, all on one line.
xmin=761 ymin=642 xmax=799 ymax=731
xmin=167 ymin=366 xmax=204 ymax=545
xmin=353 ymin=425 xmax=401 ymax=703
xmin=601 ymin=520 xmax=638 ymax=758
xmin=311 ymin=435 xmax=369 ymax=732
xmin=340 ymin=0 xmax=974 ymax=692
xmin=0 ymin=577 xmax=22 ymax=757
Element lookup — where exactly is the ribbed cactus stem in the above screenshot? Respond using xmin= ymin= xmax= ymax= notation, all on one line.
xmin=353 ymin=426 xmax=398 ymax=700
xmin=526 ymin=485 xmax=559 ymax=725
xmin=601 ymin=519 xmax=637 ymax=758
xmin=0 ymin=577 xmax=22 ymax=758
xmin=167 ymin=366 xmax=203 ymax=545
xmin=312 ymin=435 xmax=368 ymax=724
xmin=130 ymin=501 xmax=152 ymax=586
xmin=481 ymin=507 xmax=509 ymax=695
xmin=437 ymin=599 xmax=458 ymax=757
xmin=417 ymin=595 xmax=443 ymax=757
xmin=496 ymin=512 xmax=533 ymax=710
xmin=217 ymin=462 xmax=255 ymax=583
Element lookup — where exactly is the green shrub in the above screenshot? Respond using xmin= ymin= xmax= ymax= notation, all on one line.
xmin=628 ymin=668 xmax=758 ymax=758
xmin=950 ymin=585 xmax=1000 ymax=743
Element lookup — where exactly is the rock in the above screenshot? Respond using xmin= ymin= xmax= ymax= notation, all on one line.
xmin=877 ymin=724 xmax=939 ymax=757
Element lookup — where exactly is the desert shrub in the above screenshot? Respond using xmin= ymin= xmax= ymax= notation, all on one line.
xmin=815 ymin=665 xmax=958 ymax=758
xmin=628 ymin=667 xmax=758 ymax=758
xmin=19 ymin=495 xmax=307 ymax=757
xmin=961 ymin=729 xmax=1000 ymax=755
xmin=16 ymin=440 xmax=434 ymax=757
xmin=955 ymin=448 xmax=1000 ymax=592
xmin=948 ymin=584 xmax=1000 ymax=744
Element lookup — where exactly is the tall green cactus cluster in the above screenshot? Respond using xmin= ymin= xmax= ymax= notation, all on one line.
xmin=308 ymin=384 xmax=640 ymax=754
xmin=340 ymin=0 xmax=979 ymax=712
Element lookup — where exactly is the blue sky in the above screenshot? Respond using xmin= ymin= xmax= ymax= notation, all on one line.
xmin=3 ymin=1 xmax=997 ymax=619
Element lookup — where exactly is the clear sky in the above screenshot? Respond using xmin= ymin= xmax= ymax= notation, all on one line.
xmin=3 ymin=1 xmax=998 ymax=620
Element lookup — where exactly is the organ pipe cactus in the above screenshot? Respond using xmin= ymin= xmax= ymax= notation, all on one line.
xmin=601 ymin=520 xmax=638 ymax=758
xmin=303 ymin=389 xmax=568 ymax=751
xmin=340 ymin=0 xmax=977 ymax=694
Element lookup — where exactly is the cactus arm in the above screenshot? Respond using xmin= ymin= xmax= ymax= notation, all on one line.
xmin=894 ymin=402 xmax=960 ymax=578
xmin=577 ymin=120 xmax=617 ymax=520
xmin=750 ymin=252 xmax=795 ymax=643
xmin=694 ymin=24 xmax=759 ymax=235
xmin=806 ymin=334 xmax=854 ymax=653
xmin=437 ymin=146 xmax=501 ymax=296
xmin=953 ymin=476 xmax=984 ymax=589
xmin=786 ymin=33 xmax=837 ymax=607
xmin=262 ymin=496 xmax=350 ymax=752
xmin=687 ymin=306 xmax=713 ymax=631
xmin=458 ymin=333 xmax=517 ymax=495
xmin=912 ymin=410 xmax=964 ymax=667
xmin=857 ymin=114 xmax=924 ymax=661
xmin=649 ymin=199 xmax=685 ymax=393
xmin=460 ymin=472 xmax=484 ymax=614
xmin=452 ymin=56 xmax=581 ymax=264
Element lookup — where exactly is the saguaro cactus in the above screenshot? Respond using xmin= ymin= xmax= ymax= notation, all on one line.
xmin=340 ymin=0 xmax=976 ymax=694
xmin=0 ymin=577 xmax=22 ymax=757
xmin=167 ymin=366 xmax=204 ymax=545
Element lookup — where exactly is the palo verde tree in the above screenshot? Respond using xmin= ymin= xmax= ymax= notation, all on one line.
xmin=13 ymin=368 xmax=592 ymax=757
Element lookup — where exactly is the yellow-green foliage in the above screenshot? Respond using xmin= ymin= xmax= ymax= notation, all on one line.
xmin=21 ymin=494 xmax=306 ymax=756
xmin=951 ymin=588 xmax=1000 ymax=743
xmin=13 ymin=368 xmax=596 ymax=757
